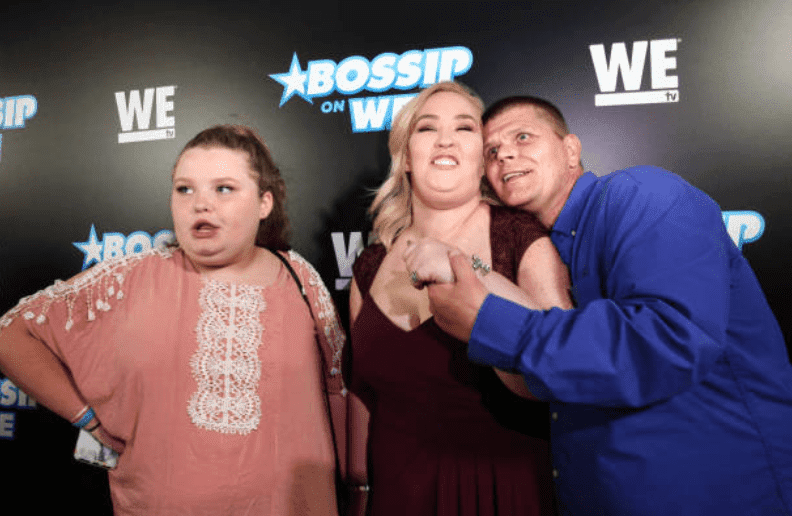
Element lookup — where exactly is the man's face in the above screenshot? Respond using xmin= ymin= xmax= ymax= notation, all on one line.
xmin=483 ymin=105 xmax=579 ymax=225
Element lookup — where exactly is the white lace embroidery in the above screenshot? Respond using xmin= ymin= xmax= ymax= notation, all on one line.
xmin=187 ymin=280 xmax=265 ymax=435
xmin=287 ymin=251 xmax=346 ymax=381
xmin=0 ymin=246 xmax=173 ymax=332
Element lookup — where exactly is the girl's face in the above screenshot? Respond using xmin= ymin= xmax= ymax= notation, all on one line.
xmin=171 ymin=146 xmax=272 ymax=272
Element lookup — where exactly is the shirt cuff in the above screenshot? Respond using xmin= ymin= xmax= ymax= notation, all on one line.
xmin=468 ymin=294 xmax=533 ymax=371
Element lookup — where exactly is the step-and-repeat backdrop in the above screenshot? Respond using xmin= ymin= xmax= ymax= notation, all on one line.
xmin=2 ymin=1 xmax=790 ymax=511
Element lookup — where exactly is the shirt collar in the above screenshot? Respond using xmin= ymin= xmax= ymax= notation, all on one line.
xmin=549 ymin=172 xmax=597 ymax=266
xmin=551 ymin=172 xmax=598 ymax=237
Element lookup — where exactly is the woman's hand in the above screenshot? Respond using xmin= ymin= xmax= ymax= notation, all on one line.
xmin=403 ymin=238 xmax=460 ymax=288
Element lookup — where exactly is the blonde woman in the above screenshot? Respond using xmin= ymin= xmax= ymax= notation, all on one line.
xmin=347 ymin=83 xmax=572 ymax=516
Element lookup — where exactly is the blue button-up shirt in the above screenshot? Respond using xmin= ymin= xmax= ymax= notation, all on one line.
xmin=469 ymin=167 xmax=792 ymax=515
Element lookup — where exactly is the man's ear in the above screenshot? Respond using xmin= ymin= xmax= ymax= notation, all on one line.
xmin=563 ymin=133 xmax=582 ymax=168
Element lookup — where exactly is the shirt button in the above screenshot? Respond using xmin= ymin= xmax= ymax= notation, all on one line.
xmin=551 ymin=412 xmax=559 ymax=421
xmin=570 ymin=230 xmax=576 ymax=237
xmin=552 ymin=469 xmax=559 ymax=478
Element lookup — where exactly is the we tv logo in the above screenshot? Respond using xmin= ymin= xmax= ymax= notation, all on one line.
xmin=589 ymin=38 xmax=679 ymax=107
xmin=114 ymin=85 xmax=176 ymax=143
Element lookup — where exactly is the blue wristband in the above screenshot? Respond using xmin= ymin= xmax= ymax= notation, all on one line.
xmin=73 ymin=407 xmax=95 ymax=428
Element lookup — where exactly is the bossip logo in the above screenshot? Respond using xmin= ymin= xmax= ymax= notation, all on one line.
xmin=269 ymin=47 xmax=473 ymax=132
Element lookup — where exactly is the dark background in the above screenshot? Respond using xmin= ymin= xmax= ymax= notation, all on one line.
xmin=1 ymin=1 xmax=790 ymax=512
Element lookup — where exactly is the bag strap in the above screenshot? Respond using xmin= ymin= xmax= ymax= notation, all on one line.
xmin=270 ymin=249 xmax=369 ymax=514
xmin=271 ymin=248 xmax=314 ymax=314
xmin=269 ymin=250 xmax=350 ymax=494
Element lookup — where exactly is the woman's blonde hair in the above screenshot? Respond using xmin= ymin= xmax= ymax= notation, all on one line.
xmin=369 ymin=81 xmax=488 ymax=249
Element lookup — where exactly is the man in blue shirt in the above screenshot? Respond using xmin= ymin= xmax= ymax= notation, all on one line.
xmin=424 ymin=96 xmax=792 ymax=515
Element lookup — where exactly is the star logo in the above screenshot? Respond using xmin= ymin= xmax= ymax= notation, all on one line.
xmin=269 ymin=53 xmax=312 ymax=106
xmin=73 ymin=225 xmax=104 ymax=269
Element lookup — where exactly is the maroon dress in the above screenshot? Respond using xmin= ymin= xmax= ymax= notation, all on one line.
xmin=349 ymin=206 xmax=556 ymax=516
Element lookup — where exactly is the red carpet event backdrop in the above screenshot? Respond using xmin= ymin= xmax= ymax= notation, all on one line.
xmin=1 ymin=1 xmax=790 ymax=511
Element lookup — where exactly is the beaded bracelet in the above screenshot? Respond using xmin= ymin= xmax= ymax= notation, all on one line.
xmin=70 ymin=405 xmax=89 ymax=424
xmin=72 ymin=407 xmax=96 ymax=428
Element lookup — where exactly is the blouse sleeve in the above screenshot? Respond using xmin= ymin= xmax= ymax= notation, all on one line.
xmin=0 ymin=251 xmax=160 ymax=415
xmin=0 ymin=252 xmax=146 ymax=360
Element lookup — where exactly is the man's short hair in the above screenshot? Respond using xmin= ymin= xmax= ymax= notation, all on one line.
xmin=482 ymin=96 xmax=570 ymax=138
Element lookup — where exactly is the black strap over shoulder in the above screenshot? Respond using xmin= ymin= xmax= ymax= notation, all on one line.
xmin=268 ymin=249 xmax=358 ymax=513
xmin=270 ymin=249 xmax=315 ymax=320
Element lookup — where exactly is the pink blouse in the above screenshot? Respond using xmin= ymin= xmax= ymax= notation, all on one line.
xmin=0 ymin=247 xmax=345 ymax=515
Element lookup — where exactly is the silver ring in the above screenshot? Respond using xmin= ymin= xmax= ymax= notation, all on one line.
xmin=410 ymin=271 xmax=420 ymax=285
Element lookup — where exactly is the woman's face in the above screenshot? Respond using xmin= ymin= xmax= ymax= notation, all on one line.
xmin=407 ymin=91 xmax=484 ymax=210
xmin=171 ymin=146 xmax=272 ymax=272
